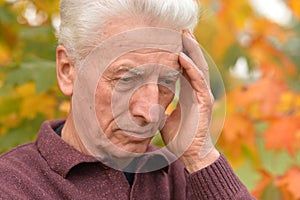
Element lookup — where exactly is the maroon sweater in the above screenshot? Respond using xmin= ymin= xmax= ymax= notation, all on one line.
xmin=0 ymin=120 xmax=255 ymax=199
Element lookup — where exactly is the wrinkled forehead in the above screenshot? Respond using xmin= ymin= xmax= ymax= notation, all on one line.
xmin=78 ymin=27 xmax=183 ymax=74
xmin=106 ymin=48 xmax=181 ymax=72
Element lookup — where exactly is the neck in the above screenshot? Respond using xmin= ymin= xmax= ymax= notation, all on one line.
xmin=62 ymin=112 xmax=90 ymax=155
xmin=62 ymin=111 xmax=136 ymax=169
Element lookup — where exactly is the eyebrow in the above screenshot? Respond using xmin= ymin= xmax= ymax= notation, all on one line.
xmin=163 ymin=70 xmax=182 ymax=77
xmin=114 ymin=66 xmax=182 ymax=77
xmin=115 ymin=66 xmax=145 ymax=75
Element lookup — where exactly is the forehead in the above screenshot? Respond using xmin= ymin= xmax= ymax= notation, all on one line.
xmin=107 ymin=48 xmax=180 ymax=71
xmin=99 ymin=17 xmax=182 ymax=71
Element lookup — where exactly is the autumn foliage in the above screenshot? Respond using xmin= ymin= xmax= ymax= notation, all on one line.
xmin=0 ymin=0 xmax=300 ymax=199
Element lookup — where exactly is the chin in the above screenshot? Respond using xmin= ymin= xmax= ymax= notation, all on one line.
xmin=96 ymin=143 xmax=151 ymax=170
xmin=112 ymin=144 xmax=149 ymax=158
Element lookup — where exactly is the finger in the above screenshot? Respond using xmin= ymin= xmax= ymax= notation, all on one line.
xmin=179 ymin=52 xmax=209 ymax=92
xmin=179 ymin=52 xmax=214 ymax=105
xmin=182 ymin=31 xmax=207 ymax=69
xmin=182 ymin=32 xmax=209 ymax=85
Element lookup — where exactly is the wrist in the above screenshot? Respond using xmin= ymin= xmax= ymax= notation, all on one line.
xmin=180 ymin=148 xmax=220 ymax=173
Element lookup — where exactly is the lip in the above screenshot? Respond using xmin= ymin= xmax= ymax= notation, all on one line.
xmin=117 ymin=129 xmax=156 ymax=139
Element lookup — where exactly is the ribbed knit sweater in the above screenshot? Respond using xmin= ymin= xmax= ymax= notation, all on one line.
xmin=0 ymin=119 xmax=255 ymax=199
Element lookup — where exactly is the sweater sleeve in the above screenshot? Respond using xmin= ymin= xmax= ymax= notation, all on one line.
xmin=186 ymin=154 xmax=256 ymax=200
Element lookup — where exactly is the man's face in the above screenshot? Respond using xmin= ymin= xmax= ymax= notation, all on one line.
xmin=95 ymin=49 xmax=181 ymax=155
xmin=71 ymin=17 xmax=184 ymax=162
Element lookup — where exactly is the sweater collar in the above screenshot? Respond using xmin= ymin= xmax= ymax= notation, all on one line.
xmin=35 ymin=119 xmax=100 ymax=178
xmin=35 ymin=119 xmax=170 ymax=177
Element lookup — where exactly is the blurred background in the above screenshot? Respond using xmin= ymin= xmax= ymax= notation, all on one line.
xmin=0 ymin=0 xmax=299 ymax=199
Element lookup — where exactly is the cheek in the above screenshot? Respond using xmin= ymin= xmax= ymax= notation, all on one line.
xmin=159 ymin=87 xmax=176 ymax=108
xmin=95 ymin=81 xmax=113 ymax=129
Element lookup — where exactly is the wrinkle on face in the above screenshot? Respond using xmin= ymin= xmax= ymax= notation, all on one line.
xmin=95 ymin=48 xmax=181 ymax=153
xmin=72 ymin=16 xmax=184 ymax=158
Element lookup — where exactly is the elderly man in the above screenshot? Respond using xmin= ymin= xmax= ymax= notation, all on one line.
xmin=0 ymin=0 xmax=255 ymax=199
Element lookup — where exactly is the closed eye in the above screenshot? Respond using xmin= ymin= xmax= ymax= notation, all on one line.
xmin=120 ymin=76 xmax=134 ymax=82
xmin=158 ymin=78 xmax=176 ymax=85
xmin=115 ymin=74 xmax=142 ymax=92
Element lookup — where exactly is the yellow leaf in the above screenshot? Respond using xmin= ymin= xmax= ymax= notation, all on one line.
xmin=295 ymin=96 xmax=300 ymax=116
xmin=59 ymin=100 xmax=70 ymax=115
xmin=288 ymin=0 xmax=300 ymax=20
xmin=0 ymin=44 xmax=12 ymax=66
xmin=0 ymin=113 xmax=20 ymax=134
xmin=16 ymin=83 xmax=56 ymax=119
xmin=16 ymin=82 xmax=35 ymax=97
xmin=277 ymin=91 xmax=295 ymax=113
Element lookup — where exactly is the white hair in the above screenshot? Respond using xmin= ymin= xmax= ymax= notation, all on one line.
xmin=58 ymin=0 xmax=199 ymax=65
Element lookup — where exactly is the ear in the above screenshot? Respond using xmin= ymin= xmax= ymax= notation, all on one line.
xmin=56 ymin=45 xmax=76 ymax=96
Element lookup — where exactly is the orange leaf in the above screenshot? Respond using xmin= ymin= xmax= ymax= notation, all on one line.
xmin=227 ymin=75 xmax=288 ymax=119
xmin=246 ymin=76 xmax=288 ymax=118
xmin=220 ymin=114 xmax=256 ymax=161
xmin=252 ymin=170 xmax=273 ymax=198
xmin=250 ymin=38 xmax=297 ymax=78
xmin=276 ymin=166 xmax=300 ymax=200
xmin=263 ymin=116 xmax=300 ymax=155
xmin=223 ymin=114 xmax=254 ymax=142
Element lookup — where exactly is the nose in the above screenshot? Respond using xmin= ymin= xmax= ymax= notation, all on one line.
xmin=130 ymin=84 xmax=164 ymax=126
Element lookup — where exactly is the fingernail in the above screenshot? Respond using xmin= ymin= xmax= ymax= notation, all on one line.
xmin=188 ymin=31 xmax=196 ymax=40
xmin=183 ymin=29 xmax=196 ymax=40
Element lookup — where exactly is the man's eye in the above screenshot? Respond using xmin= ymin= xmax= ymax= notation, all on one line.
xmin=159 ymin=78 xmax=176 ymax=86
xmin=163 ymin=79 xmax=174 ymax=85
xmin=120 ymin=77 xmax=134 ymax=83
xmin=115 ymin=76 xmax=140 ymax=92
xmin=158 ymin=78 xmax=177 ymax=95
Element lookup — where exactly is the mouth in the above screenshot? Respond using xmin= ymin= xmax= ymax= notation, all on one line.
xmin=116 ymin=128 xmax=156 ymax=141
xmin=124 ymin=129 xmax=156 ymax=137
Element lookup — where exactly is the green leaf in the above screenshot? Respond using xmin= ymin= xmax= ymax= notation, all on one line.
xmin=260 ymin=182 xmax=282 ymax=200
xmin=235 ymin=160 xmax=261 ymax=191
xmin=294 ymin=150 xmax=300 ymax=166
xmin=20 ymin=25 xmax=57 ymax=60
xmin=223 ymin=44 xmax=244 ymax=68
xmin=0 ymin=115 xmax=45 ymax=153
xmin=5 ymin=57 xmax=56 ymax=93
xmin=151 ymin=131 xmax=164 ymax=147
xmin=0 ymin=98 xmax=20 ymax=117
xmin=0 ymin=85 xmax=13 ymax=97
xmin=0 ymin=5 xmax=17 ymax=24
xmin=254 ymin=122 xmax=269 ymax=134
xmin=257 ymin=138 xmax=294 ymax=176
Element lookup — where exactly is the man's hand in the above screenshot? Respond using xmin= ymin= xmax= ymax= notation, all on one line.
xmin=161 ymin=31 xmax=220 ymax=173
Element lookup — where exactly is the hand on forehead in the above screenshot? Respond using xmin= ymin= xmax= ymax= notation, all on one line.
xmin=72 ymin=29 xmax=183 ymax=142
xmin=80 ymin=27 xmax=183 ymax=74
xmin=71 ymin=28 xmax=198 ymax=172
xmin=103 ymin=48 xmax=182 ymax=90
xmin=106 ymin=48 xmax=181 ymax=71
